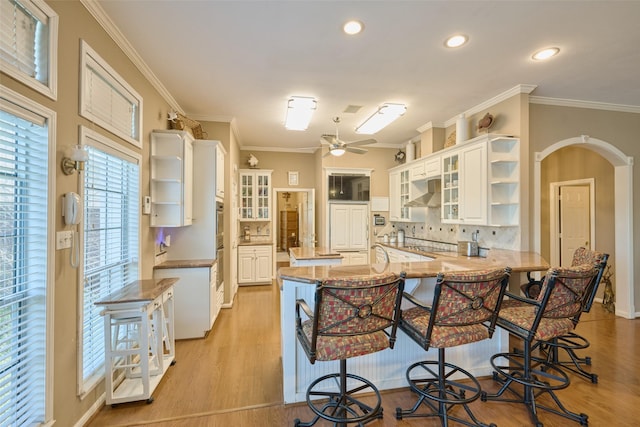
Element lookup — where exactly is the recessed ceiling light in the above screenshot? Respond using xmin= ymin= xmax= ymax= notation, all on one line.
xmin=532 ymin=47 xmax=560 ymax=61
xmin=343 ymin=20 xmax=364 ymax=35
xmin=445 ymin=34 xmax=468 ymax=48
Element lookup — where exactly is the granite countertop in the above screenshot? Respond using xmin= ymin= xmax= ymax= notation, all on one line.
xmin=278 ymin=249 xmax=549 ymax=285
xmin=95 ymin=278 xmax=179 ymax=305
xmin=238 ymin=240 xmax=274 ymax=246
xmin=154 ymin=259 xmax=216 ymax=269
xmin=289 ymin=247 xmax=343 ymax=260
xmin=377 ymin=242 xmax=460 ymax=258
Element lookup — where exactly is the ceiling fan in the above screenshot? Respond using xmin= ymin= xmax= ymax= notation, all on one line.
xmin=321 ymin=117 xmax=376 ymax=157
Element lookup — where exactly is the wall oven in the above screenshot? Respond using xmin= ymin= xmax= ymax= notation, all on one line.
xmin=216 ymin=202 xmax=224 ymax=290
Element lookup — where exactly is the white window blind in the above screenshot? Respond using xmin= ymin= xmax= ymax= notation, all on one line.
xmin=0 ymin=97 xmax=49 ymax=426
xmin=80 ymin=41 xmax=142 ymax=148
xmin=0 ymin=0 xmax=57 ymax=100
xmin=80 ymin=138 xmax=139 ymax=393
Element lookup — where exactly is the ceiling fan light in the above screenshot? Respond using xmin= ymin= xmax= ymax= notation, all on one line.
xmin=285 ymin=96 xmax=317 ymax=130
xmin=331 ymin=147 xmax=346 ymax=156
xmin=355 ymin=103 xmax=407 ymax=134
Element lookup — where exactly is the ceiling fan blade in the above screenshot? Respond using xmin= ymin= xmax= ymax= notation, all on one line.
xmin=320 ymin=134 xmax=337 ymax=145
xmin=346 ymin=146 xmax=368 ymax=155
xmin=346 ymin=138 xmax=377 ymax=147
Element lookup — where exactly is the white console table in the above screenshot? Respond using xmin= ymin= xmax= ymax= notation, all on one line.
xmin=96 ymin=278 xmax=178 ymax=405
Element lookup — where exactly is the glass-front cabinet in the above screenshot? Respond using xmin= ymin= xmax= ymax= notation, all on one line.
xmin=239 ymin=170 xmax=272 ymax=220
xmin=441 ymin=153 xmax=459 ymax=222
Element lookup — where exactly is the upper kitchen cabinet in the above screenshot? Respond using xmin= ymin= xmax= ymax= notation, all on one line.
xmin=487 ymin=136 xmax=520 ymax=226
xmin=150 ymin=130 xmax=194 ymax=227
xmin=389 ymin=163 xmax=425 ymax=223
xmin=441 ymin=134 xmax=520 ymax=227
xmin=442 ymin=139 xmax=487 ymax=225
xmin=215 ymin=143 xmax=225 ymax=199
xmin=239 ymin=169 xmax=272 ymax=221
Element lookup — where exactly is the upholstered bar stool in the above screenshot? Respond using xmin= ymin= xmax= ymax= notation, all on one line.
xmin=395 ymin=267 xmax=511 ymax=427
xmin=294 ymin=272 xmax=405 ymax=427
xmin=533 ymin=248 xmax=608 ymax=383
xmin=481 ymin=264 xmax=598 ymax=426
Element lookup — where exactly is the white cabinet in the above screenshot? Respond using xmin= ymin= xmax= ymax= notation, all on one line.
xmin=389 ymin=164 xmax=426 ymax=223
xmin=166 ymin=140 xmax=225 ymax=259
xmin=488 ymin=137 xmax=520 ymax=226
xmin=153 ymin=263 xmax=218 ymax=339
xmin=389 ymin=170 xmax=401 ymax=221
xmin=459 ymin=142 xmax=488 ymax=225
xmin=386 ymin=247 xmax=434 ymax=263
xmin=441 ymin=141 xmax=487 ymax=225
xmin=424 ymin=157 xmax=441 ymax=178
xmin=238 ymin=245 xmax=272 ymax=284
xmin=216 ymin=144 xmax=225 ymax=199
xmin=239 ymin=170 xmax=272 ymax=221
xmin=150 ymin=130 xmax=193 ymax=227
xmin=340 ymin=251 xmax=369 ymax=265
xmin=440 ymin=135 xmax=518 ymax=227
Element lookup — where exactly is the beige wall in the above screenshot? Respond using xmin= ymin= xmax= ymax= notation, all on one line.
xmin=0 ymin=1 xmax=176 ymax=425
xmin=530 ymin=103 xmax=640 ymax=311
xmin=540 ymin=146 xmax=615 ymax=299
xmin=235 ymin=147 xmax=396 ymax=248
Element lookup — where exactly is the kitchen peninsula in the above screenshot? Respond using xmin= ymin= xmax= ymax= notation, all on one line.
xmin=288 ymin=246 xmax=343 ymax=266
xmin=278 ymin=249 xmax=548 ymax=404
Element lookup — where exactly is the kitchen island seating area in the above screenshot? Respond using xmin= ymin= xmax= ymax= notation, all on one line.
xmin=294 ymin=272 xmax=406 ymax=427
xmin=522 ymin=247 xmax=609 ymax=383
xmin=481 ymin=264 xmax=600 ymax=426
xmin=395 ymin=267 xmax=511 ymax=427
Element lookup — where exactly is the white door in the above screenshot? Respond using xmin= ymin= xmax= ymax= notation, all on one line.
xmin=349 ymin=204 xmax=368 ymax=250
xmin=560 ymin=185 xmax=591 ymax=265
xmin=299 ymin=191 xmax=315 ymax=248
xmin=330 ymin=204 xmax=350 ymax=250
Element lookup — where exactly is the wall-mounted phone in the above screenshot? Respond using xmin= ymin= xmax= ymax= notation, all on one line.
xmin=62 ymin=192 xmax=82 ymax=268
xmin=63 ymin=192 xmax=81 ymax=225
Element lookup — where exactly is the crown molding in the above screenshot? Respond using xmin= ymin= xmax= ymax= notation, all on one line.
xmin=529 ymin=96 xmax=640 ymax=114
xmin=444 ymin=84 xmax=538 ymax=127
xmin=416 ymin=121 xmax=445 ymax=133
xmin=239 ymin=145 xmax=319 ymax=154
xmin=80 ymin=0 xmax=183 ymax=114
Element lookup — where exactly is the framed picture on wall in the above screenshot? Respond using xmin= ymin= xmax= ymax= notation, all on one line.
xmin=288 ymin=171 xmax=299 ymax=186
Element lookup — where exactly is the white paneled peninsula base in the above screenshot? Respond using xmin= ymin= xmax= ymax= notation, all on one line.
xmin=278 ymin=250 xmax=549 ymax=404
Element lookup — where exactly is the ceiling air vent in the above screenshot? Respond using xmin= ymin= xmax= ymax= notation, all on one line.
xmin=343 ymin=105 xmax=362 ymax=114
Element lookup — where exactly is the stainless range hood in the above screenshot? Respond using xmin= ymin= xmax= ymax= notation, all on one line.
xmin=404 ymin=178 xmax=441 ymax=208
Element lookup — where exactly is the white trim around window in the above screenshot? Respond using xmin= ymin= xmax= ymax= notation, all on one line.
xmin=79 ymin=40 xmax=143 ymax=148
xmin=76 ymin=126 xmax=142 ymax=398
xmin=0 ymin=0 xmax=58 ymax=100
xmin=0 ymin=83 xmax=56 ymax=426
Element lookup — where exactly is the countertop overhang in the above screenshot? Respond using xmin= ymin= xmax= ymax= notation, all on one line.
xmin=278 ymin=249 xmax=549 ymax=285
xmin=289 ymin=247 xmax=343 ymax=260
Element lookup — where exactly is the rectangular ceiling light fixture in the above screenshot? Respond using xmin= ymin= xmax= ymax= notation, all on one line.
xmin=285 ymin=96 xmax=317 ymax=130
xmin=355 ymin=103 xmax=407 ymax=134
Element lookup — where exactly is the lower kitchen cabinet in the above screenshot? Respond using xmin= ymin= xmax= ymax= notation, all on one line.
xmin=153 ymin=261 xmax=218 ymax=339
xmin=340 ymin=251 xmax=369 ymax=265
xmin=238 ymin=245 xmax=273 ymax=285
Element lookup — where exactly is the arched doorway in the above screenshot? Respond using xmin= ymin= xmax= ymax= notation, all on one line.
xmin=533 ymin=136 xmax=635 ymax=319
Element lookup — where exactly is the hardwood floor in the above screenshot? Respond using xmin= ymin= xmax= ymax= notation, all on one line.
xmin=87 ymin=281 xmax=639 ymax=427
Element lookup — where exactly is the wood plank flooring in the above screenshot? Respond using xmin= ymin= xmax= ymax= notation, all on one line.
xmin=87 ymin=280 xmax=639 ymax=427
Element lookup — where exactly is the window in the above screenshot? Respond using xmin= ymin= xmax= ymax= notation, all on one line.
xmin=80 ymin=40 xmax=143 ymax=148
xmin=78 ymin=127 xmax=140 ymax=395
xmin=0 ymin=85 xmax=54 ymax=426
xmin=0 ymin=0 xmax=58 ymax=99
